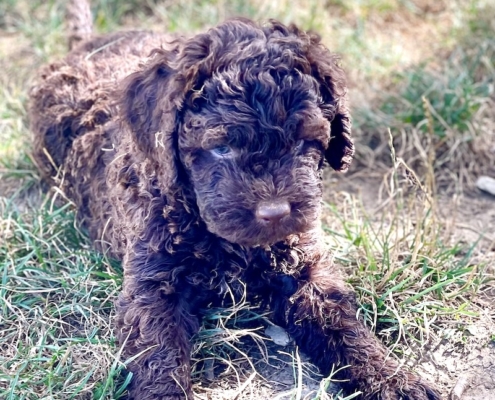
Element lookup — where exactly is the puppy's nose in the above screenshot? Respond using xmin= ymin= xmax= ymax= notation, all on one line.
xmin=256 ymin=201 xmax=291 ymax=223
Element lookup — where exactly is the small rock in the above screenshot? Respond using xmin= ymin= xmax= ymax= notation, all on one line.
xmin=450 ymin=374 xmax=470 ymax=400
xmin=265 ymin=325 xmax=291 ymax=346
xmin=476 ymin=176 xmax=495 ymax=196
xmin=466 ymin=325 xmax=479 ymax=336
xmin=482 ymin=355 xmax=492 ymax=369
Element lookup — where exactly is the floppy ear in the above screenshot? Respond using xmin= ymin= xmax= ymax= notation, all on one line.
xmin=304 ymin=32 xmax=354 ymax=172
xmin=121 ymin=37 xmax=212 ymax=191
xmin=121 ymin=50 xmax=184 ymax=190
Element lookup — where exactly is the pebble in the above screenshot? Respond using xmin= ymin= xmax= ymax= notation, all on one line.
xmin=265 ymin=325 xmax=291 ymax=346
xmin=476 ymin=176 xmax=495 ymax=196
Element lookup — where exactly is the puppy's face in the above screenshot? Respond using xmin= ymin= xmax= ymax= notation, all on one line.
xmin=178 ymin=69 xmax=330 ymax=247
xmin=122 ymin=20 xmax=353 ymax=248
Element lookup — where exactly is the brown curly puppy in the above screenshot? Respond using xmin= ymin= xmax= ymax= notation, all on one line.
xmin=29 ymin=3 xmax=441 ymax=400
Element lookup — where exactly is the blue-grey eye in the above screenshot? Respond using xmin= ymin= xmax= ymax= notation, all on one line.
xmin=211 ymin=145 xmax=233 ymax=158
xmin=295 ymin=139 xmax=304 ymax=152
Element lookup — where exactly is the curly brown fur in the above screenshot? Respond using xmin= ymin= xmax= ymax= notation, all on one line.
xmin=29 ymin=9 xmax=441 ymax=400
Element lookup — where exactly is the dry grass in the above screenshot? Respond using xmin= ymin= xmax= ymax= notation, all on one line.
xmin=354 ymin=35 xmax=495 ymax=191
xmin=1 ymin=1 xmax=494 ymax=399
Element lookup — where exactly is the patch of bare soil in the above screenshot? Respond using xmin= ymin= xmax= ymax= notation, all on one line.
xmin=429 ymin=193 xmax=495 ymax=400
xmin=0 ymin=173 xmax=45 ymax=212
xmin=422 ymin=306 xmax=495 ymax=400
xmin=440 ymin=192 xmax=495 ymax=259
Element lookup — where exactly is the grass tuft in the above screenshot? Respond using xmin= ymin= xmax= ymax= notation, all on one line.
xmin=354 ymin=18 xmax=495 ymax=189
xmin=0 ymin=193 xmax=124 ymax=399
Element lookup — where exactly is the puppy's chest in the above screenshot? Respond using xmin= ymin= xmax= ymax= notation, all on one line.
xmin=211 ymin=244 xmax=305 ymax=295
xmin=180 ymin=239 xmax=303 ymax=288
xmin=207 ymin=246 xmax=303 ymax=311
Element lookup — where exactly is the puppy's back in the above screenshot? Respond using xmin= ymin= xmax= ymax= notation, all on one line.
xmin=29 ymin=5 xmax=175 ymax=249
xmin=30 ymin=31 xmax=166 ymax=178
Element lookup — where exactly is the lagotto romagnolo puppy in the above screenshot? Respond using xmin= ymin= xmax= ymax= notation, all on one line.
xmin=29 ymin=1 xmax=441 ymax=399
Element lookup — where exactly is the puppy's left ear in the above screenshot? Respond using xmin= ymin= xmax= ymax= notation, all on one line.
xmin=305 ymin=34 xmax=354 ymax=172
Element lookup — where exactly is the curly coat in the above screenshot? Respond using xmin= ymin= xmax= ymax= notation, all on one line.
xmin=30 ymin=16 xmax=441 ymax=400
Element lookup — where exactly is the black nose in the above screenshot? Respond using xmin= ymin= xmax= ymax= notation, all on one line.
xmin=256 ymin=200 xmax=291 ymax=223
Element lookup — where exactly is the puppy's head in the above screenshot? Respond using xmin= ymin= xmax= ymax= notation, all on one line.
xmin=122 ymin=19 xmax=353 ymax=247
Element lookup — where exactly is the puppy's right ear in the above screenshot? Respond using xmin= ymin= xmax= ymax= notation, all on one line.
xmin=121 ymin=49 xmax=186 ymax=190
xmin=121 ymin=30 xmax=215 ymax=190
xmin=122 ymin=51 xmax=182 ymax=152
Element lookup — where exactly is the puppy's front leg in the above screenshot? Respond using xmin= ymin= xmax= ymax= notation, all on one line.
xmin=115 ymin=275 xmax=199 ymax=400
xmin=282 ymin=256 xmax=441 ymax=400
